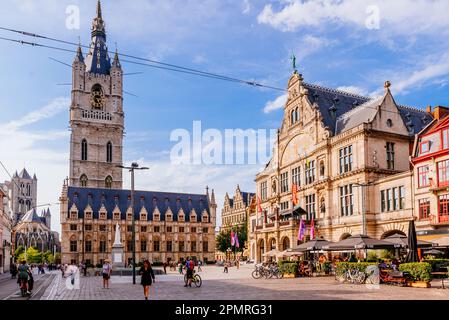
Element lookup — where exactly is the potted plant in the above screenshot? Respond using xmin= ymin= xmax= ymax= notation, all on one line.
xmin=399 ymin=262 xmax=432 ymax=288
xmin=279 ymin=261 xmax=298 ymax=278
xmin=323 ymin=261 xmax=332 ymax=275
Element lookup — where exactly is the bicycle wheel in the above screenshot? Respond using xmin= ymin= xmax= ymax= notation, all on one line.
xmin=194 ymin=275 xmax=202 ymax=288
xmin=276 ymin=271 xmax=284 ymax=279
xmin=252 ymin=270 xmax=261 ymax=279
xmin=355 ymin=272 xmax=366 ymax=284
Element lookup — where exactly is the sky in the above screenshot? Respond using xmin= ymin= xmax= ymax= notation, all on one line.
xmin=0 ymin=0 xmax=449 ymax=235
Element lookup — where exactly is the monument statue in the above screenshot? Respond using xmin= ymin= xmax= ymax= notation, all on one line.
xmin=111 ymin=223 xmax=125 ymax=268
xmin=290 ymin=53 xmax=297 ymax=71
xmin=113 ymin=223 xmax=121 ymax=246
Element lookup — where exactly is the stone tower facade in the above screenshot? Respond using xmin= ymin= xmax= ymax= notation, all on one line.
xmin=69 ymin=0 xmax=124 ymax=189
xmin=5 ymin=168 xmax=37 ymax=223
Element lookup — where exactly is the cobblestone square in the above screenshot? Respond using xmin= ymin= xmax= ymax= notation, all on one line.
xmin=39 ymin=265 xmax=449 ymax=300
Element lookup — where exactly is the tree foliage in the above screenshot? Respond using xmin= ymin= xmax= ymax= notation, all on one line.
xmin=216 ymin=223 xmax=247 ymax=253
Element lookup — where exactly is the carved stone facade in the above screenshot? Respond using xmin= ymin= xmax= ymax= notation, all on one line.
xmin=60 ymin=1 xmax=216 ymax=266
xmin=250 ymin=70 xmax=434 ymax=262
xmin=60 ymin=184 xmax=217 ymax=265
xmin=221 ymin=185 xmax=254 ymax=232
xmin=0 ymin=186 xmax=12 ymax=273
xmin=69 ymin=1 xmax=123 ymax=189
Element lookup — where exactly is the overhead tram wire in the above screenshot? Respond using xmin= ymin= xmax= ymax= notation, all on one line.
xmin=0 ymin=30 xmax=428 ymax=117
xmin=0 ymin=26 xmax=286 ymax=92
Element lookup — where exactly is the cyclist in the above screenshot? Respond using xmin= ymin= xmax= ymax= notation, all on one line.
xmin=184 ymin=258 xmax=195 ymax=287
xmin=17 ymin=260 xmax=31 ymax=295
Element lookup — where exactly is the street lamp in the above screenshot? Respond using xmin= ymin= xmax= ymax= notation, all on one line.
xmin=353 ymin=182 xmax=374 ymax=236
xmin=117 ymin=163 xmax=149 ymax=285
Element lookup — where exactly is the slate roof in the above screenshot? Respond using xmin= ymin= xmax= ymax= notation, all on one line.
xmin=241 ymin=192 xmax=255 ymax=206
xmin=20 ymin=208 xmax=45 ymax=224
xmin=18 ymin=168 xmax=32 ymax=180
xmin=303 ymin=83 xmax=433 ymax=136
xmin=84 ymin=1 xmax=111 ymax=75
xmin=67 ymin=186 xmax=210 ymax=222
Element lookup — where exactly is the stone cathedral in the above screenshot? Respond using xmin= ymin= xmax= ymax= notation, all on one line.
xmin=60 ymin=1 xmax=217 ymax=266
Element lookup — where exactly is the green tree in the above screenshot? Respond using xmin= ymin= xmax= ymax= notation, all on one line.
xmin=14 ymin=245 xmax=25 ymax=262
xmin=215 ymin=224 xmax=247 ymax=253
xmin=43 ymin=251 xmax=54 ymax=263
xmin=17 ymin=247 xmax=43 ymax=264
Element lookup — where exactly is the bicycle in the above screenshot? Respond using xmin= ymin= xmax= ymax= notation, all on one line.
xmin=252 ymin=264 xmax=269 ymax=279
xmin=184 ymin=270 xmax=202 ymax=288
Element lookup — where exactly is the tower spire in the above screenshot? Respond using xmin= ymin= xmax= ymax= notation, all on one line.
xmin=97 ymin=0 xmax=102 ymax=19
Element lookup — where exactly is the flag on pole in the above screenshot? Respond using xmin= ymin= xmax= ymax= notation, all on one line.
xmin=234 ymin=232 xmax=240 ymax=248
xmin=298 ymin=219 xmax=306 ymax=241
xmin=310 ymin=216 xmax=315 ymax=240
xmin=231 ymin=230 xmax=235 ymax=246
xmin=257 ymin=196 xmax=263 ymax=213
xmin=292 ymin=184 xmax=298 ymax=206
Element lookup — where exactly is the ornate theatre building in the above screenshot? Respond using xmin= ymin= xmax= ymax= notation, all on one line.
xmin=250 ymin=68 xmax=434 ymax=262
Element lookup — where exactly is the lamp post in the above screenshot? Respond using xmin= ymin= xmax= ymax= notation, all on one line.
xmin=353 ymin=182 xmax=374 ymax=236
xmin=117 ymin=163 xmax=149 ymax=285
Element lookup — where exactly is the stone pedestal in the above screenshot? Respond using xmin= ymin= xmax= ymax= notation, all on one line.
xmin=111 ymin=244 xmax=125 ymax=268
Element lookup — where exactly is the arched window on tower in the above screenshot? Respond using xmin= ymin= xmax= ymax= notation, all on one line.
xmin=106 ymin=142 xmax=112 ymax=163
xmin=80 ymin=174 xmax=88 ymax=187
xmin=105 ymin=176 xmax=113 ymax=189
xmin=81 ymin=139 xmax=88 ymax=161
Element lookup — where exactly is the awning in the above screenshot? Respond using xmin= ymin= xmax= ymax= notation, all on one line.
xmin=384 ymin=234 xmax=433 ymax=249
xmin=323 ymin=235 xmax=395 ymax=251
xmin=290 ymin=239 xmax=333 ymax=252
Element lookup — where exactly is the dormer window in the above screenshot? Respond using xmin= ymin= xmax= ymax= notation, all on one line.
xmin=178 ymin=213 xmax=185 ymax=222
xmin=140 ymin=213 xmax=147 ymax=221
xmin=166 ymin=213 xmax=173 ymax=222
xmin=154 ymin=214 xmax=160 ymax=222
xmin=127 ymin=212 xmax=133 ymax=221
xmin=85 ymin=211 xmax=93 ymax=220
xmin=420 ymin=141 xmax=430 ymax=154
xmin=99 ymin=211 xmax=106 ymax=220
xmin=114 ymin=212 xmax=120 ymax=220
xmin=202 ymin=214 xmax=209 ymax=223
xmin=70 ymin=211 xmax=78 ymax=219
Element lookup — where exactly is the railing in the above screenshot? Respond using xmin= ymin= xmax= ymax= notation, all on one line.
xmin=82 ymin=109 xmax=113 ymax=122
xmin=265 ymin=223 xmax=275 ymax=228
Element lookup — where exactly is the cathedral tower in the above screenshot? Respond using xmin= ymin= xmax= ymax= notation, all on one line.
xmin=69 ymin=0 xmax=124 ymax=189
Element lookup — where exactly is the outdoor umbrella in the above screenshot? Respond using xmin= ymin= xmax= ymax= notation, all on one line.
xmin=289 ymin=238 xmax=333 ymax=252
xmin=423 ymin=249 xmax=444 ymax=256
xmin=322 ymin=235 xmax=395 ymax=251
xmin=432 ymin=236 xmax=449 ymax=248
xmin=384 ymin=234 xmax=433 ymax=249
xmin=406 ymin=220 xmax=419 ymax=263
xmin=262 ymin=249 xmax=280 ymax=257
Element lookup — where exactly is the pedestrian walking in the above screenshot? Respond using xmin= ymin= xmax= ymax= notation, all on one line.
xmin=139 ymin=260 xmax=155 ymax=300
xmin=102 ymin=259 xmax=112 ymax=289
xmin=163 ymin=261 xmax=167 ymax=274
xmin=224 ymin=260 xmax=229 ymax=273
xmin=197 ymin=260 xmax=202 ymax=272
xmin=236 ymin=259 xmax=240 ymax=270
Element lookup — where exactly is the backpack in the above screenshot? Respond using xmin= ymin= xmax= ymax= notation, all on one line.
xmin=189 ymin=260 xmax=195 ymax=270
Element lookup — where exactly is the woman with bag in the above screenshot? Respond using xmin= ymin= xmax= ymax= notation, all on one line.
xmin=139 ymin=260 xmax=155 ymax=300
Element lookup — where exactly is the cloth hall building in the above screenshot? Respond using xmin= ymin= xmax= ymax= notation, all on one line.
xmin=60 ymin=1 xmax=216 ymax=266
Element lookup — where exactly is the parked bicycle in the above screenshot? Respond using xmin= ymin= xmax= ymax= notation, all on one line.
xmin=336 ymin=267 xmax=366 ymax=284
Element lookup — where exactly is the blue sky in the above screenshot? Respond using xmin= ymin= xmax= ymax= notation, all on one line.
xmin=0 ymin=0 xmax=449 ymax=233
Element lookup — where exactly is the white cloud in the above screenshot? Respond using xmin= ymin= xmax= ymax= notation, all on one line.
xmin=0 ymin=97 xmax=70 ymax=131
xmin=0 ymin=97 xmax=70 ymax=235
xmin=257 ymin=0 xmax=449 ymax=36
xmin=263 ymin=93 xmax=288 ymax=113
xmin=242 ymin=0 xmax=252 ymax=14
xmin=122 ymin=159 xmax=261 ymax=229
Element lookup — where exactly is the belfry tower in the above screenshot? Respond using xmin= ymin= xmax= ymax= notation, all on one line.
xmin=69 ymin=0 xmax=124 ymax=189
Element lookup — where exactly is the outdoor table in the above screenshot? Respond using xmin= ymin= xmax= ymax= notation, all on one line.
xmin=431 ymin=272 xmax=448 ymax=289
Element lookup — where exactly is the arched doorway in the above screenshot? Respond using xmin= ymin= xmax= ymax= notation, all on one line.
xmin=281 ymin=237 xmax=290 ymax=251
xmin=381 ymin=230 xmax=406 ymax=239
xmin=340 ymin=233 xmax=352 ymax=241
xmin=269 ymin=238 xmax=276 ymax=251
xmin=257 ymin=239 xmax=265 ymax=263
